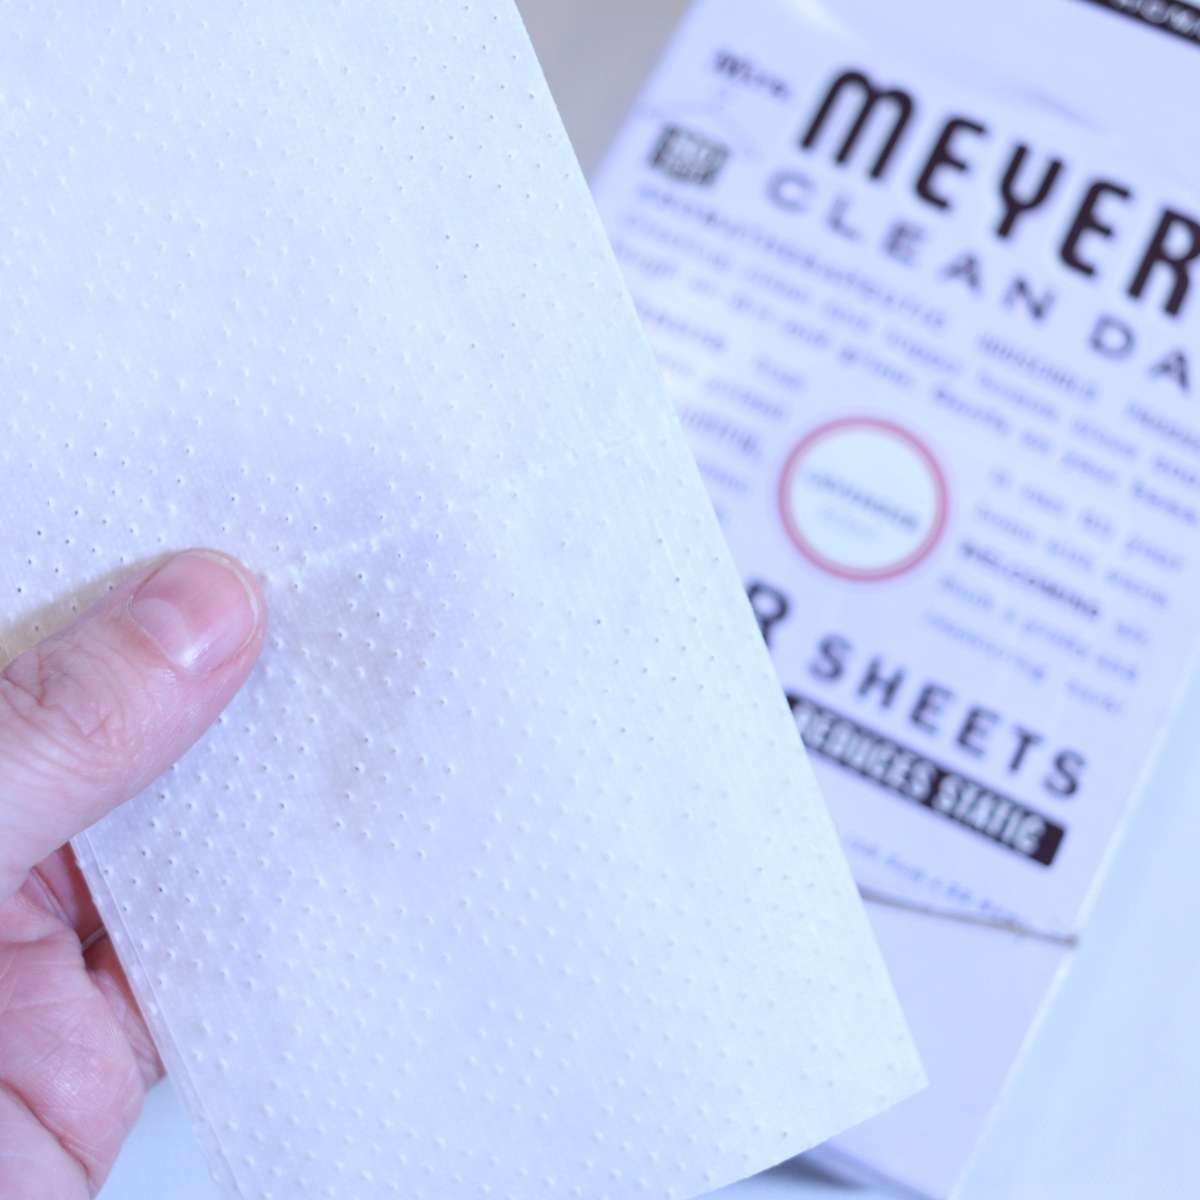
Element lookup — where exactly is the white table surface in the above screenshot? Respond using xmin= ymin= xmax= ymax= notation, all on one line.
xmin=101 ymin=2 xmax=1200 ymax=1197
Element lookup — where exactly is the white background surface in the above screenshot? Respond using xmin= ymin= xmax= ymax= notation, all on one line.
xmin=102 ymin=2 xmax=1200 ymax=1197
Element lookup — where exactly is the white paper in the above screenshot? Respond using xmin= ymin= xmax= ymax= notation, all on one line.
xmin=0 ymin=2 xmax=922 ymax=1198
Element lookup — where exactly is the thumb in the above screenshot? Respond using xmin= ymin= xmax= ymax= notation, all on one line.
xmin=0 ymin=551 xmax=265 ymax=903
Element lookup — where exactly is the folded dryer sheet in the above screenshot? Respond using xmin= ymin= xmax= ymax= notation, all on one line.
xmin=0 ymin=3 xmax=922 ymax=1199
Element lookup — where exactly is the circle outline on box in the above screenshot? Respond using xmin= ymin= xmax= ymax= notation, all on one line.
xmin=778 ymin=416 xmax=949 ymax=582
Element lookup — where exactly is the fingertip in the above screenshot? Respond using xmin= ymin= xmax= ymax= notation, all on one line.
xmin=128 ymin=549 xmax=266 ymax=676
xmin=0 ymin=549 xmax=269 ymax=903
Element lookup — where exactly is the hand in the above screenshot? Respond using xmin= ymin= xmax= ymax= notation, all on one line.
xmin=0 ymin=551 xmax=265 ymax=1198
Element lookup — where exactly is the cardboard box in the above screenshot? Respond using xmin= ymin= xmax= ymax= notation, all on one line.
xmin=588 ymin=1 xmax=1200 ymax=1193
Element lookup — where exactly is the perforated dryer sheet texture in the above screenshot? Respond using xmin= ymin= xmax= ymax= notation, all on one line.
xmin=0 ymin=3 xmax=922 ymax=1198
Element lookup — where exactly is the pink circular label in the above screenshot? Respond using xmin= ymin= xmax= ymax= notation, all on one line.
xmin=779 ymin=417 xmax=949 ymax=582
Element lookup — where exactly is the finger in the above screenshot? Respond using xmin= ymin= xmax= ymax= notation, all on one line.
xmin=0 ymin=892 xmax=147 ymax=1194
xmin=0 ymin=551 xmax=265 ymax=904
xmin=0 ymin=1082 xmax=92 ymax=1200
xmin=86 ymin=932 xmax=165 ymax=1090
xmin=26 ymin=846 xmax=104 ymax=943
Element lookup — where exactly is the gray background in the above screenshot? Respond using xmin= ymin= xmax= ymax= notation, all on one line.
xmin=518 ymin=0 xmax=690 ymax=170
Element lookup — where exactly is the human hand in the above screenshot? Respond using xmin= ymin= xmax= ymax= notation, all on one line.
xmin=0 ymin=551 xmax=265 ymax=1197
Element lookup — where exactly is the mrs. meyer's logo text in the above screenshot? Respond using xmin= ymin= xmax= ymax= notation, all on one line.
xmin=762 ymin=64 xmax=1199 ymax=393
